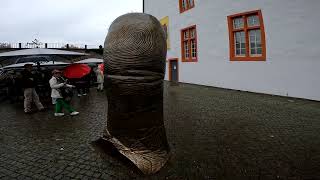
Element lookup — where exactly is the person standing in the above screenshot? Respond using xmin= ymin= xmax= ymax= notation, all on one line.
xmin=49 ymin=69 xmax=79 ymax=117
xmin=21 ymin=64 xmax=44 ymax=113
xmin=6 ymin=70 xmax=17 ymax=103
xmin=83 ymin=73 xmax=91 ymax=95
xmin=70 ymin=78 xmax=87 ymax=97
xmin=94 ymin=65 xmax=104 ymax=91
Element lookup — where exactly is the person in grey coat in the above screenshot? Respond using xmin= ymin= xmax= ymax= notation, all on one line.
xmin=94 ymin=65 xmax=104 ymax=91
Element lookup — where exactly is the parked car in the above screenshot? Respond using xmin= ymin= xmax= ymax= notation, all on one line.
xmin=15 ymin=56 xmax=51 ymax=64
xmin=74 ymin=58 xmax=103 ymax=65
xmin=74 ymin=58 xmax=104 ymax=86
xmin=2 ymin=55 xmax=70 ymax=70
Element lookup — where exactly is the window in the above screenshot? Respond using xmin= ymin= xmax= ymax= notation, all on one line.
xmin=179 ymin=0 xmax=195 ymax=13
xmin=227 ymin=10 xmax=266 ymax=61
xmin=181 ymin=25 xmax=197 ymax=62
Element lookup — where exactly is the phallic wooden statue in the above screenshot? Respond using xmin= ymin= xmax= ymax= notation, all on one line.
xmin=101 ymin=13 xmax=170 ymax=175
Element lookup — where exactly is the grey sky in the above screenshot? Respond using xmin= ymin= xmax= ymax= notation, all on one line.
xmin=0 ymin=0 xmax=142 ymax=46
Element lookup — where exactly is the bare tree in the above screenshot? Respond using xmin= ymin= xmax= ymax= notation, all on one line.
xmin=0 ymin=43 xmax=12 ymax=48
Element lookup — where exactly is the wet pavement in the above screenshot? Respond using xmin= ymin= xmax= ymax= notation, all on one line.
xmin=1 ymin=81 xmax=320 ymax=180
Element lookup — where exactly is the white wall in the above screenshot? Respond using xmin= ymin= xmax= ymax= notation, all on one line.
xmin=145 ymin=0 xmax=320 ymax=101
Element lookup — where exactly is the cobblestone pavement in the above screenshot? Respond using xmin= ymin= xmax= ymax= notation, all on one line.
xmin=1 ymin=82 xmax=320 ymax=180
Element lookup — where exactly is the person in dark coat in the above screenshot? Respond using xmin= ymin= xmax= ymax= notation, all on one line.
xmin=6 ymin=70 xmax=18 ymax=103
xmin=21 ymin=64 xmax=44 ymax=113
xmin=70 ymin=74 xmax=90 ymax=97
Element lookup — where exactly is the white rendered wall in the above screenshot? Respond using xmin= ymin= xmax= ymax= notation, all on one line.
xmin=145 ymin=0 xmax=320 ymax=101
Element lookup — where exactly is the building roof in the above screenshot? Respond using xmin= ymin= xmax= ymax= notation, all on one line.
xmin=3 ymin=61 xmax=69 ymax=69
xmin=75 ymin=58 xmax=103 ymax=64
xmin=0 ymin=48 xmax=87 ymax=57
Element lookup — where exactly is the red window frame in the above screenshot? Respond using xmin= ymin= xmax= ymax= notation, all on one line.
xmin=227 ymin=10 xmax=266 ymax=61
xmin=181 ymin=25 xmax=198 ymax=62
xmin=179 ymin=0 xmax=195 ymax=13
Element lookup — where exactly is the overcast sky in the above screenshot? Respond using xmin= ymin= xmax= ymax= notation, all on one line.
xmin=0 ymin=0 xmax=142 ymax=46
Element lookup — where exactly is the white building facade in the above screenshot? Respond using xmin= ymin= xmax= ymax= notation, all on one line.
xmin=144 ymin=0 xmax=320 ymax=101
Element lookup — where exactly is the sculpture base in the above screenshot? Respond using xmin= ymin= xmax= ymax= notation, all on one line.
xmin=93 ymin=132 xmax=170 ymax=175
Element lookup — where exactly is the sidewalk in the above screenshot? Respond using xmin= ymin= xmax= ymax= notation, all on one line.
xmin=0 ymin=82 xmax=320 ymax=179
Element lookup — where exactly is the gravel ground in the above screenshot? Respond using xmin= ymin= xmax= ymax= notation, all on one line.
xmin=0 ymin=81 xmax=320 ymax=180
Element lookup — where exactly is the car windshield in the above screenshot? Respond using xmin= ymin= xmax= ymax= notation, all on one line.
xmin=16 ymin=56 xmax=49 ymax=64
